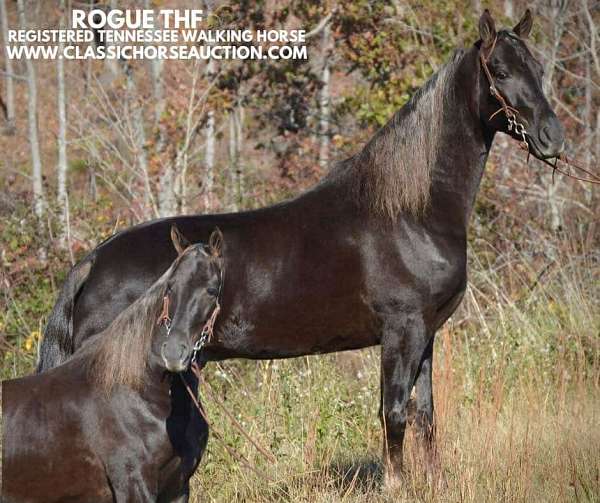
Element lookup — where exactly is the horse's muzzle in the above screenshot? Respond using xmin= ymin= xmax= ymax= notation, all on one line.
xmin=531 ymin=114 xmax=565 ymax=159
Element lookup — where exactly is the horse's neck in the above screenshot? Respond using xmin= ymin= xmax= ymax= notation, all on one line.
xmin=140 ymin=365 xmax=173 ymax=407
xmin=427 ymin=48 xmax=494 ymax=231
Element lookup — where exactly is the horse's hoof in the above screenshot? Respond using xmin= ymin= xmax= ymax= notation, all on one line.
xmin=383 ymin=469 xmax=403 ymax=492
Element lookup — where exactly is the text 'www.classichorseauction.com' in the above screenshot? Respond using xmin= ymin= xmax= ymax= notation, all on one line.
xmin=6 ymin=8 xmax=309 ymax=61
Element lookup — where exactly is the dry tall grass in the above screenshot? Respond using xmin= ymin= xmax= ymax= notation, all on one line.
xmin=1 ymin=241 xmax=597 ymax=502
xmin=189 ymin=246 xmax=599 ymax=502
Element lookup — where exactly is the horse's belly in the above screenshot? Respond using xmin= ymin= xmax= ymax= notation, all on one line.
xmin=207 ymin=292 xmax=380 ymax=359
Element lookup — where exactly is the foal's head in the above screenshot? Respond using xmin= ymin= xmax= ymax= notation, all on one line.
xmin=90 ymin=226 xmax=223 ymax=392
xmin=158 ymin=226 xmax=223 ymax=373
xmin=477 ymin=9 xmax=565 ymax=159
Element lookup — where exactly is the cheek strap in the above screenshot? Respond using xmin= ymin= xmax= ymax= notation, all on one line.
xmin=479 ymin=36 xmax=529 ymax=150
xmin=157 ymin=295 xmax=172 ymax=334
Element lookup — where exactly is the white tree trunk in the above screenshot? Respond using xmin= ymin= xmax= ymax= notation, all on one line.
xmin=237 ymin=106 xmax=244 ymax=205
xmin=126 ymin=69 xmax=157 ymax=219
xmin=204 ymin=108 xmax=216 ymax=210
xmin=203 ymin=0 xmax=216 ymax=211
xmin=17 ymin=0 xmax=45 ymax=222
xmin=503 ymin=0 xmax=514 ymax=19
xmin=228 ymin=108 xmax=238 ymax=211
xmin=204 ymin=58 xmax=216 ymax=211
xmin=144 ymin=0 xmax=165 ymax=150
xmin=152 ymin=58 xmax=164 ymax=131
xmin=228 ymin=105 xmax=243 ymax=211
xmin=542 ymin=2 xmax=566 ymax=232
xmin=319 ymin=23 xmax=331 ymax=170
xmin=158 ymin=165 xmax=177 ymax=217
xmin=0 ymin=0 xmax=15 ymax=133
xmin=57 ymin=0 xmax=71 ymax=257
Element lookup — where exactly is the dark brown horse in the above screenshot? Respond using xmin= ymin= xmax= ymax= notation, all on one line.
xmin=36 ymin=10 xmax=564 ymax=486
xmin=2 ymin=229 xmax=223 ymax=503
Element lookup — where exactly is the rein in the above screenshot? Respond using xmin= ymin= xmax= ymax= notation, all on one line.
xmin=154 ymin=260 xmax=275 ymax=479
xmin=179 ymin=368 xmax=276 ymax=482
xmin=479 ymin=37 xmax=600 ymax=186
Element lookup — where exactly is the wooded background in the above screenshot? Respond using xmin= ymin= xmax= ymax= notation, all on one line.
xmin=0 ymin=0 xmax=598 ymax=376
xmin=0 ymin=2 xmax=598 ymax=501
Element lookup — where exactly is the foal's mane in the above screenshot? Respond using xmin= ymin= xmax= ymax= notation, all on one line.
xmin=88 ymin=263 xmax=175 ymax=393
xmin=330 ymin=50 xmax=464 ymax=219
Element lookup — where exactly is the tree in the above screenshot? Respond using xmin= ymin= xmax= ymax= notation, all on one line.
xmin=0 ymin=0 xmax=15 ymax=134
xmin=204 ymin=57 xmax=217 ymax=211
xmin=318 ymin=22 xmax=332 ymax=169
xmin=56 ymin=0 xmax=71 ymax=258
xmin=17 ymin=0 xmax=45 ymax=225
xmin=228 ymin=104 xmax=243 ymax=211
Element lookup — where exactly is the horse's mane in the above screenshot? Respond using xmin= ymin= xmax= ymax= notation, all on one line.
xmin=87 ymin=267 xmax=170 ymax=393
xmin=328 ymin=49 xmax=464 ymax=219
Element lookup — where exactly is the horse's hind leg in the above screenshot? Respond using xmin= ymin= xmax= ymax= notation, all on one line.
xmin=380 ymin=313 xmax=430 ymax=488
xmin=412 ymin=338 xmax=440 ymax=482
xmin=413 ymin=339 xmax=435 ymax=445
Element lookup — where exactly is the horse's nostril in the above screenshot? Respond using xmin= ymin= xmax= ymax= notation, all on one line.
xmin=539 ymin=126 xmax=552 ymax=146
xmin=178 ymin=343 xmax=189 ymax=360
xmin=161 ymin=340 xmax=190 ymax=369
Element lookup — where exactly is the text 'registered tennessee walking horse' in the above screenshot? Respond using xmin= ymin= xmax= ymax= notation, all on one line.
xmin=3 ymin=229 xmax=223 ymax=503
xmin=36 ymin=9 xmax=564 ymax=486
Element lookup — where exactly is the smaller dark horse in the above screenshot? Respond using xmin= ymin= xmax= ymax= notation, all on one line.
xmin=1 ymin=228 xmax=223 ymax=503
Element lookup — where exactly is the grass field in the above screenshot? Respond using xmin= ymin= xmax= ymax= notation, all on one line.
xmin=191 ymin=351 xmax=598 ymax=503
xmin=188 ymin=248 xmax=599 ymax=502
xmin=2 ymin=246 xmax=599 ymax=502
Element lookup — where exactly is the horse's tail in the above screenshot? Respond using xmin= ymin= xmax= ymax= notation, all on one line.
xmin=36 ymin=256 xmax=93 ymax=373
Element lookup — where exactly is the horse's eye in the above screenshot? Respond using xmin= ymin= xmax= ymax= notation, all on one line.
xmin=207 ymin=287 xmax=219 ymax=297
xmin=496 ymin=71 xmax=508 ymax=80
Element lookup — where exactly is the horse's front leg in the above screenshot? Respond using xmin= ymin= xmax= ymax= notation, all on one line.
xmin=110 ymin=471 xmax=157 ymax=503
xmin=379 ymin=312 xmax=430 ymax=487
xmin=162 ymin=484 xmax=189 ymax=503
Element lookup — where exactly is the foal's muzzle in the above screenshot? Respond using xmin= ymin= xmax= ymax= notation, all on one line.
xmin=161 ymin=340 xmax=191 ymax=373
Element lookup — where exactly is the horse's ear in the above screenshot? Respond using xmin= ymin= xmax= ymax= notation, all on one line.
xmin=478 ymin=9 xmax=496 ymax=50
xmin=170 ymin=225 xmax=190 ymax=256
xmin=513 ymin=9 xmax=533 ymax=39
xmin=208 ymin=227 xmax=223 ymax=258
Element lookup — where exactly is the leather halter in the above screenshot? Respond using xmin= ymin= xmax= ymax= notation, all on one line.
xmin=156 ymin=250 xmax=224 ymax=359
xmin=157 ymin=295 xmax=172 ymax=333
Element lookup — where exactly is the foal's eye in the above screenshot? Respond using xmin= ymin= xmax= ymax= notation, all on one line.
xmin=496 ymin=71 xmax=508 ymax=80
xmin=207 ymin=287 xmax=219 ymax=297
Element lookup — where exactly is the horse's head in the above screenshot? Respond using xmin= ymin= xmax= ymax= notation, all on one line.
xmin=477 ymin=9 xmax=565 ymax=159
xmin=159 ymin=226 xmax=223 ymax=373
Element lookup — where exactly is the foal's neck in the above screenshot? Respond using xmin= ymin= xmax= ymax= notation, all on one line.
xmin=426 ymin=47 xmax=494 ymax=231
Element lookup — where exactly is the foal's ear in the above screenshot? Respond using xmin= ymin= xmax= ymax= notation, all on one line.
xmin=170 ymin=225 xmax=190 ymax=255
xmin=208 ymin=227 xmax=223 ymax=258
xmin=513 ymin=9 xmax=533 ymax=39
xmin=479 ymin=9 xmax=497 ymax=50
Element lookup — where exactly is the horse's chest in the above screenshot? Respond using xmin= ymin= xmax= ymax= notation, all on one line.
xmin=426 ymin=250 xmax=465 ymax=296
xmin=366 ymin=230 xmax=466 ymax=312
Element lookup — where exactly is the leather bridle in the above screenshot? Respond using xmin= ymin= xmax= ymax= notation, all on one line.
xmin=479 ymin=36 xmax=600 ymax=185
xmin=479 ymin=36 xmax=528 ymax=150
